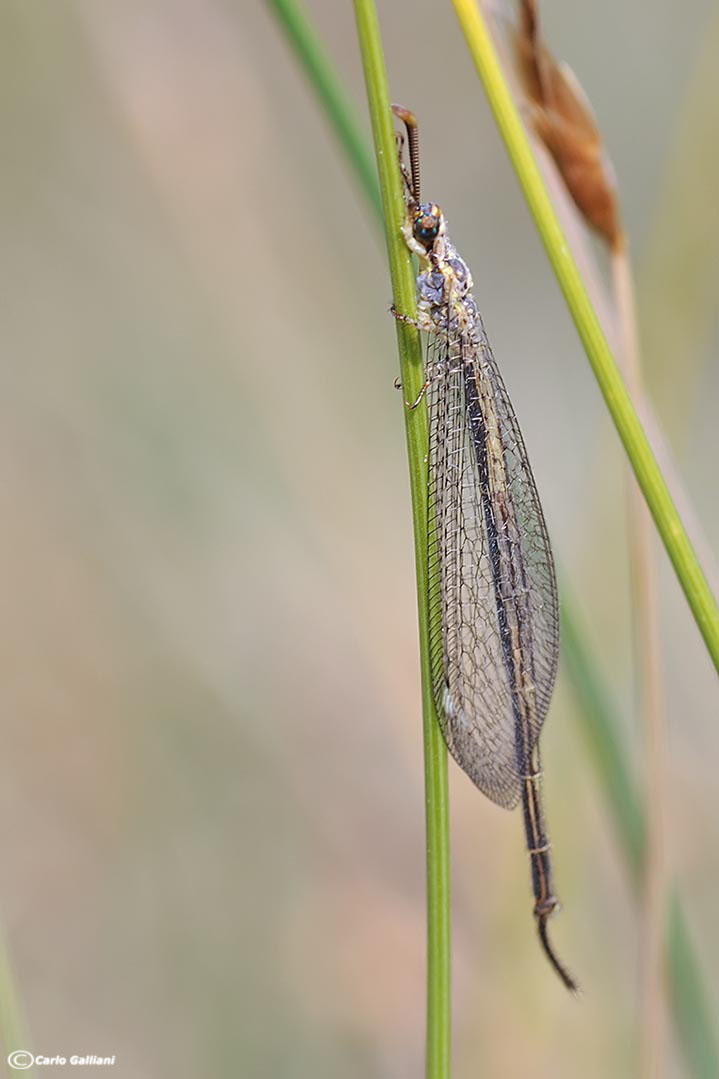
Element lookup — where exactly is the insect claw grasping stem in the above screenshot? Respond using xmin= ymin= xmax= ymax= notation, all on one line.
xmin=392 ymin=374 xmax=428 ymax=410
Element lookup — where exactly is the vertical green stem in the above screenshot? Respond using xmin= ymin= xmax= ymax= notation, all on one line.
xmin=353 ymin=3 xmax=451 ymax=1076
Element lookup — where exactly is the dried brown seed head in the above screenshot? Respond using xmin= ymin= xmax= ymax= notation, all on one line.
xmin=514 ymin=0 xmax=623 ymax=249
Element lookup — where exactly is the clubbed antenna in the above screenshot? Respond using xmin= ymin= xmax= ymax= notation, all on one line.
xmin=391 ymin=104 xmax=421 ymax=204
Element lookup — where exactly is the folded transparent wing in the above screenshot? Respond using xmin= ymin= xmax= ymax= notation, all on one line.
xmin=426 ymin=318 xmax=559 ymax=809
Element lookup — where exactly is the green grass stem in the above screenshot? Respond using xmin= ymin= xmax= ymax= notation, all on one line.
xmin=267 ymin=0 xmax=383 ymax=219
xmin=452 ymin=0 xmax=719 ymax=671
xmin=352 ymin=4 xmax=451 ymax=1077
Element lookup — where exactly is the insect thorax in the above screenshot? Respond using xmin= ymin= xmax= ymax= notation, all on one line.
xmin=416 ymin=237 xmax=481 ymax=345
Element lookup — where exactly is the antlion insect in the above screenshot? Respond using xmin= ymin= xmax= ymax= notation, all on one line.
xmin=391 ymin=104 xmax=577 ymax=992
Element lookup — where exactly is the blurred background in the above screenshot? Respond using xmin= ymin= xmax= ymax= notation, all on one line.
xmin=1 ymin=1 xmax=717 ymax=1076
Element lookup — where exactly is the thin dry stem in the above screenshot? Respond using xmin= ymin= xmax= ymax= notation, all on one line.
xmin=513 ymin=0 xmax=668 ymax=1067
xmin=613 ymin=246 xmax=668 ymax=1079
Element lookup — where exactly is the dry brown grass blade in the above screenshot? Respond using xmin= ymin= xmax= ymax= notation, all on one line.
xmin=514 ymin=0 xmax=621 ymax=248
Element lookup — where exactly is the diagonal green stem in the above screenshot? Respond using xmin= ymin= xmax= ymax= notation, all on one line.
xmin=352 ymin=3 xmax=451 ymax=1077
xmin=267 ymin=0 xmax=383 ymax=219
xmin=452 ymin=0 xmax=719 ymax=670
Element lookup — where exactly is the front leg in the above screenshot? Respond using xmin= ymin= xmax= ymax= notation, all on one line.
xmin=388 ymin=306 xmax=431 ymax=409
xmin=393 ymin=371 xmax=430 ymax=411
xmin=389 ymin=303 xmax=436 ymax=335
xmin=401 ymin=220 xmax=432 ymax=260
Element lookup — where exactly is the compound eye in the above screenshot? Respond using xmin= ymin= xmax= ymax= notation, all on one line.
xmin=413 ymin=207 xmax=440 ymax=247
